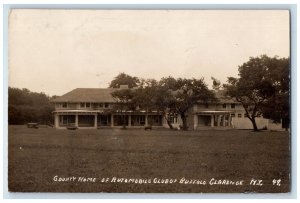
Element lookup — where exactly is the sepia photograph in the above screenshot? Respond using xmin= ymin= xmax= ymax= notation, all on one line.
xmin=7 ymin=8 xmax=291 ymax=193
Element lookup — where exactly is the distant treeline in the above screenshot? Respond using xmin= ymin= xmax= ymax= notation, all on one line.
xmin=8 ymin=87 xmax=55 ymax=125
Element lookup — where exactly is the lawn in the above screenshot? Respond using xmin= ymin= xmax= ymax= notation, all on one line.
xmin=8 ymin=126 xmax=290 ymax=193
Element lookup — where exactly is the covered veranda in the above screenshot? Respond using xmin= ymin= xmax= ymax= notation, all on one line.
xmin=53 ymin=110 xmax=163 ymax=129
xmin=53 ymin=110 xmax=99 ymax=129
xmin=194 ymin=110 xmax=233 ymax=128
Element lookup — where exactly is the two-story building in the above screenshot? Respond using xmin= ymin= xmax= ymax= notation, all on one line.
xmin=51 ymin=86 xmax=163 ymax=129
xmin=51 ymin=86 xmax=282 ymax=130
xmin=191 ymin=90 xmax=245 ymax=130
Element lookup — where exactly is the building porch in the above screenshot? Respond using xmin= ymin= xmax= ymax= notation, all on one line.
xmin=53 ymin=111 xmax=163 ymax=129
xmin=193 ymin=110 xmax=234 ymax=130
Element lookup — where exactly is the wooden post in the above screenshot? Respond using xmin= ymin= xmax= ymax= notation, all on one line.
xmin=211 ymin=115 xmax=214 ymax=127
xmin=194 ymin=115 xmax=198 ymax=130
xmin=94 ymin=114 xmax=97 ymax=128
xmin=75 ymin=114 xmax=78 ymax=127
xmin=111 ymin=114 xmax=114 ymax=127
xmin=145 ymin=115 xmax=148 ymax=126
xmin=55 ymin=114 xmax=59 ymax=128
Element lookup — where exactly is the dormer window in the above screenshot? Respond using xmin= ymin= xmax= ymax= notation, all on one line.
xmin=222 ymin=103 xmax=226 ymax=109
xmin=80 ymin=103 xmax=85 ymax=108
xmin=104 ymin=103 xmax=109 ymax=108
xmin=62 ymin=103 xmax=67 ymax=108
xmin=86 ymin=103 xmax=91 ymax=108
xmin=231 ymin=104 xmax=235 ymax=109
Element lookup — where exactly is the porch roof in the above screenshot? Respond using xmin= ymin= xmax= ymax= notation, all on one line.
xmin=195 ymin=110 xmax=234 ymax=115
xmin=53 ymin=110 xmax=162 ymax=115
xmin=53 ymin=110 xmax=101 ymax=114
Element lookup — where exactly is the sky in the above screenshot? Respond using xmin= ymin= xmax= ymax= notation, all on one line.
xmin=8 ymin=9 xmax=290 ymax=96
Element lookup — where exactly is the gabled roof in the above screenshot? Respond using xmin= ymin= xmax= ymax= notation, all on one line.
xmin=195 ymin=90 xmax=238 ymax=104
xmin=51 ymin=88 xmax=238 ymax=104
xmin=212 ymin=89 xmax=238 ymax=104
xmin=51 ymin=88 xmax=116 ymax=103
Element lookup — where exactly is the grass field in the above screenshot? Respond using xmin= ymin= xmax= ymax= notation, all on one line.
xmin=8 ymin=125 xmax=290 ymax=193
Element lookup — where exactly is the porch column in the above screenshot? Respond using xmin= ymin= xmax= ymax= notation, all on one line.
xmin=54 ymin=114 xmax=59 ymax=128
xmin=128 ymin=115 xmax=131 ymax=127
xmin=229 ymin=114 xmax=232 ymax=127
xmin=211 ymin=115 xmax=214 ymax=127
xmin=94 ymin=114 xmax=97 ymax=128
xmin=111 ymin=114 xmax=114 ymax=127
xmin=223 ymin=115 xmax=226 ymax=126
xmin=75 ymin=114 xmax=78 ymax=127
xmin=145 ymin=115 xmax=148 ymax=126
xmin=193 ymin=115 xmax=198 ymax=130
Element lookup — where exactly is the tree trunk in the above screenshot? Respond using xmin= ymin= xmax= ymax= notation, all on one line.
xmin=282 ymin=117 xmax=289 ymax=131
xmin=180 ymin=113 xmax=188 ymax=131
xmin=250 ymin=117 xmax=258 ymax=131
xmin=163 ymin=114 xmax=173 ymax=129
xmin=122 ymin=113 xmax=126 ymax=129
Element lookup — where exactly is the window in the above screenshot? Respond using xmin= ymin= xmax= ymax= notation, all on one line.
xmin=244 ymin=113 xmax=248 ymax=117
xmin=94 ymin=103 xmax=98 ymax=108
xmin=222 ymin=103 xmax=226 ymax=109
xmin=86 ymin=103 xmax=91 ymax=108
xmin=238 ymin=114 xmax=242 ymax=118
xmin=80 ymin=103 xmax=85 ymax=108
xmin=205 ymin=103 xmax=209 ymax=108
xmin=62 ymin=103 xmax=67 ymax=108
xmin=99 ymin=103 xmax=103 ymax=108
xmin=231 ymin=104 xmax=236 ymax=109
xmin=104 ymin=103 xmax=109 ymax=108
xmin=231 ymin=114 xmax=235 ymax=117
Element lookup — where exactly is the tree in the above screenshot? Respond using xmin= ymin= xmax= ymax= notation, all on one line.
xmin=111 ymin=88 xmax=134 ymax=129
xmin=259 ymin=57 xmax=290 ymax=129
xmin=109 ymin=73 xmax=140 ymax=88
xmin=224 ymin=55 xmax=290 ymax=131
xmin=8 ymin=87 xmax=54 ymax=125
xmin=109 ymin=75 xmax=216 ymax=130
xmin=131 ymin=79 xmax=158 ymax=113
xmin=160 ymin=77 xmax=216 ymax=130
xmin=133 ymin=80 xmax=177 ymax=129
xmin=152 ymin=86 xmax=177 ymax=129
